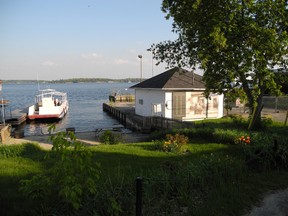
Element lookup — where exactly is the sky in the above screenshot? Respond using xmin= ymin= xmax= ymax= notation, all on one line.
xmin=0 ymin=0 xmax=178 ymax=80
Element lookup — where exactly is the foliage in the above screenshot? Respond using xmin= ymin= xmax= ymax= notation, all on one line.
xmin=152 ymin=126 xmax=241 ymax=145
xmin=162 ymin=133 xmax=189 ymax=152
xmin=2 ymin=118 xmax=288 ymax=215
xmin=229 ymin=114 xmax=246 ymax=127
xmin=261 ymin=115 xmax=273 ymax=128
xmin=224 ymin=88 xmax=247 ymax=115
xmin=212 ymin=128 xmax=240 ymax=145
xmin=99 ymin=130 xmax=123 ymax=145
xmin=142 ymin=154 xmax=246 ymax=215
xmin=244 ymin=134 xmax=288 ymax=170
xmin=235 ymin=135 xmax=251 ymax=145
xmin=269 ymin=72 xmax=288 ymax=95
xmin=91 ymin=174 xmax=135 ymax=216
xmin=1 ymin=133 xmax=288 ymax=215
xmin=150 ymin=0 xmax=288 ymax=130
xmin=0 ymin=143 xmax=43 ymax=158
xmin=152 ymin=133 xmax=189 ymax=153
xmin=20 ymin=125 xmax=101 ymax=213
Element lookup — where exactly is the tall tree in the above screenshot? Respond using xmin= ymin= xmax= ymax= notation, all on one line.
xmin=150 ymin=0 xmax=288 ymax=130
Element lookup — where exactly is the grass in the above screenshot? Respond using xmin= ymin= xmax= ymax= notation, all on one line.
xmin=0 ymin=117 xmax=288 ymax=215
xmin=0 ymin=157 xmax=44 ymax=215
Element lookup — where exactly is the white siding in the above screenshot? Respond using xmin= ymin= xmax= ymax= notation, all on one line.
xmin=135 ymin=89 xmax=165 ymax=117
xmin=134 ymin=89 xmax=224 ymax=119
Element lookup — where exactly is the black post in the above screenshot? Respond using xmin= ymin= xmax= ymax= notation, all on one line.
xmin=136 ymin=177 xmax=143 ymax=216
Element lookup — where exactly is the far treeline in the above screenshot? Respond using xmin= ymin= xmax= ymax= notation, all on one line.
xmin=2 ymin=78 xmax=143 ymax=84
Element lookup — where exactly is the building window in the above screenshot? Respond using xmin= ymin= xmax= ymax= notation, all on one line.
xmin=139 ymin=99 xmax=143 ymax=105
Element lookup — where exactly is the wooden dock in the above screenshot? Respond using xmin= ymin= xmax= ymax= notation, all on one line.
xmin=103 ymin=102 xmax=194 ymax=132
xmin=4 ymin=109 xmax=27 ymax=126
xmin=1 ymin=100 xmax=27 ymax=126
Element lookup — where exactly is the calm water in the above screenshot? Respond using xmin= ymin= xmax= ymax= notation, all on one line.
xmin=2 ymin=82 xmax=135 ymax=135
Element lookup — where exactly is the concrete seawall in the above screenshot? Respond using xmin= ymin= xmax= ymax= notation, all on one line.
xmin=0 ymin=125 xmax=12 ymax=143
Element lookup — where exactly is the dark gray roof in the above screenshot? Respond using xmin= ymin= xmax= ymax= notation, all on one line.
xmin=130 ymin=67 xmax=205 ymax=90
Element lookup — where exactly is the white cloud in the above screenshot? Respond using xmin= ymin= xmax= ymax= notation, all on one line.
xmin=81 ymin=53 xmax=102 ymax=59
xmin=42 ymin=61 xmax=58 ymax=67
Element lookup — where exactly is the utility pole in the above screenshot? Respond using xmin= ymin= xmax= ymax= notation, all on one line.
xmin=138 ymin=55 xmax=143 ymax=82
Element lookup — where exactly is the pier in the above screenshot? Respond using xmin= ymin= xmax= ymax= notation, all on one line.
xmin=1 ymin=100 xmax=27 ymax=127
xmin=103 ymin=102 xmax=195 ymax=133
xmin=5 ymin=109 xmax=27 ymax=126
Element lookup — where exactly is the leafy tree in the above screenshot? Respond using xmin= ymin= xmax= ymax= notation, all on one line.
xmin=224 ymin=88 xmax=247 ymax=115
xmin=150 ymin=0 xmax=288 ymax=130
xmin=273 ymin=71 xmax=288 ymax=94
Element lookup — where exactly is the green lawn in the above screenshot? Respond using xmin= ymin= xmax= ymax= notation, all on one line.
xmin=1 ymin=118 xmax=288 ymax=215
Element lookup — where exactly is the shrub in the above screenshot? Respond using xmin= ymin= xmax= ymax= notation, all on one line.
xmin=229 ymin=114 xmax=246 ymax=127
xmin=261 ymin=115 xmax=273 ymax=129
xmin=173 ymin=127 xmax=215 ymax=141
xmin=151 ymin=139 xmax=165 ymax=151
xmin=193 ymin=127 xmax=215 ymax=141
xmin=244 ymin=134 xmax=288 ymax=170
xmin=162 ymin=134 xmax=189 ymax=153
xmin=20 ymin=126 xmax=101 ymax=214
xmin=99 ymin=130 xmax=123 ymax=145
xmin=213 ymin=129 xmax=240 ymax=144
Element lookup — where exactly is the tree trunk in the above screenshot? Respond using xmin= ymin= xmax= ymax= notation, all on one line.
xmin=248 ymin=93 xmax=264 ymax=130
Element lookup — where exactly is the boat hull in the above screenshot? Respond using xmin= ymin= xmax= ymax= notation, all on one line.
xmin=28 ymin=106 xmax=68 ymax=120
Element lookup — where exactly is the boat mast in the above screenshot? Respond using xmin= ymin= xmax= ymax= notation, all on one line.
xmin=37 ymin=71 xmax=40 ymax=91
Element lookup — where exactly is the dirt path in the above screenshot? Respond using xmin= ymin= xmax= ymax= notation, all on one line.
xmin=3 ymin=131 xmax=101 ymax=150
xmin=3 ymin=131 xmax=150 ymax=150
xmin=244 ymin=189 xmax=288 ymax=216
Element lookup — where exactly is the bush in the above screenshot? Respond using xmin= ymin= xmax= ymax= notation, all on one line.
xmin=244 ymin=134 xmax=288 ymax=170
xmin=213 ymin=129 xmax=240 ymax=144
xmin=99 ymin=130 xmax=123 ymax=145
xmin=151 ymin=139 xmax=164 ymax=151
xmin=20 ymin=127 xmax=101 ymax=214
xmin=153 ymin=133 xmax=189 ymax=153
xmin=261 ymin=116 xmax=273 ymax=129
xmin=229 ymin=114 xmax=247 ymax=127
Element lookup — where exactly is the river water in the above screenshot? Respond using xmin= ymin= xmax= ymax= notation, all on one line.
xmin=1 ymin=82 xmax=135 ymax=135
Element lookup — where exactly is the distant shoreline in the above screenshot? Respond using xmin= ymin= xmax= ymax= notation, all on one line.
xmin=1 ymin=78 xmax=142 ymax=84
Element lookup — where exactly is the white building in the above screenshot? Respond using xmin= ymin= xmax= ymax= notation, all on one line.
xmin=130 ymin=67 xmax=224 ymax=121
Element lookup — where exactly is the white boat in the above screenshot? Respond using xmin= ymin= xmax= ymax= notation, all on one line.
xmin=28 ymin=89 xmax=69 ymax=120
